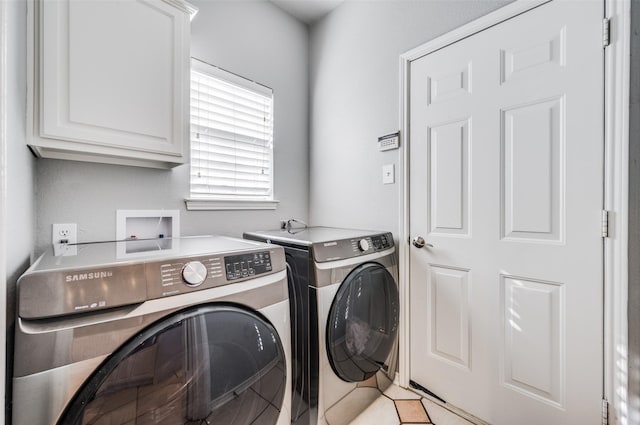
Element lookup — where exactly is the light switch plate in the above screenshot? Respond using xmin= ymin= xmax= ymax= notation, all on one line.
xmin=382 ymin=164 xmax=395 ymax=184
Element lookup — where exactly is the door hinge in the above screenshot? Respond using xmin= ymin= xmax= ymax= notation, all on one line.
xmin=602 ymin=210 xmax=610 ymax=238
xmin=603 ymin=18 xmax=611 ymax=47
xmin=602 ymin=399 xmax=609 ymax=425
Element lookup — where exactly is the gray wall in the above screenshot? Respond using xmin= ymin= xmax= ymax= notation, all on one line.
xmin=629 ymin=0 xmax=640 ymax=421
xmin=308 ymin=0 xmax=510 ymax=235
xmin=34 ymin=0 xmax=309 ymax=255
xmin=5 ymin=0 xmax=35 ymax=421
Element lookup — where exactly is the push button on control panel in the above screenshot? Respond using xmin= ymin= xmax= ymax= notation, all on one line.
xmin=225 ymin=251 xmax=272 ymax=281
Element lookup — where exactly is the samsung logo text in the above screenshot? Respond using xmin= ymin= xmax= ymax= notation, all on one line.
xmin=66 ymin=271 xmax=113 ymax=282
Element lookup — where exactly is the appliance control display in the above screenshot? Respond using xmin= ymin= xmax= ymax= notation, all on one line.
xmin=181 ymin=261 xmax=208 ymax=287
xmin=371 ymin=234 xmax=392 ymax=250
xmin=225 ymin=251 xmax=272 ymax=281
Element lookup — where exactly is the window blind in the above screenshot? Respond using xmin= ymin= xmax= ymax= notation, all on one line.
xmin=190 ymin=59 xmax=273 ymax=199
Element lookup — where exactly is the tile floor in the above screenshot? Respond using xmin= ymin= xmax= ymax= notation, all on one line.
xmin=349 ymin=384 xmax=477 ymax=425
xmin=328 ymin=374 xmax=477 ymax=425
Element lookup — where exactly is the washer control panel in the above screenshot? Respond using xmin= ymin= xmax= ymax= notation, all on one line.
xmin=224 ymin=251 xmax=272 ymax=281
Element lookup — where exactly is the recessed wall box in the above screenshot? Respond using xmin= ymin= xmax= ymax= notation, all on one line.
xmin=116 ymin=210 xmax=180 ymax=241
xmin=116 ymin=210 xmax=181 ymax=259
xmin=378 ymin=132 xmax=400 ymax=151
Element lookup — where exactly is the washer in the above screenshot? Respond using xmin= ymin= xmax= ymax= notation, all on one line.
xmin=244 ymin=227 xmax=399 ymax=425
xmin=12 ymin=236 xmax=291 ymax=425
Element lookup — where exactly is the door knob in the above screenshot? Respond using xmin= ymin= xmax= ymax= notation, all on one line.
xmin=412 ymin=236 xmax=434 ymax=249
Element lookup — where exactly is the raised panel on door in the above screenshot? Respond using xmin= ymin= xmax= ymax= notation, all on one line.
xmin=501 ymin=275 xmax=564 ymax=406
xmin=428 ymin=119 xmax=470 ymax=236
xmin=500 ymin=28 xmax=566 ymax=84
xmin=501 ymin=96 xmax=564 ymax=242
xmin=428 ymin=266 xmax=470 ymax=369
xmin=428 ymin=63 xmax=472 ymax=105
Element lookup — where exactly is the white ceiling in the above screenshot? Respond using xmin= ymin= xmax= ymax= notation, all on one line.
xmin=269 ymin=0 xmax=345 ymax=24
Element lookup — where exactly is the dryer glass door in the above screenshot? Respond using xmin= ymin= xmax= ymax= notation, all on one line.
xmin=58 ymin=304 xmax=286 ymax=425
xmin=326 ymin=262 xmax=399 ymax=382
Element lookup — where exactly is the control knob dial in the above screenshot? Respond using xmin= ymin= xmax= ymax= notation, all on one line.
xmin=358 ymin=239 xmax=370 ymax=252
xmin=182 ymin=261 xmax=208 ymax=287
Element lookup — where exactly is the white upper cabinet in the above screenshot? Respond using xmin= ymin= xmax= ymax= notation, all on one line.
xmin=28 ymin=0 xmax=197 ymax=169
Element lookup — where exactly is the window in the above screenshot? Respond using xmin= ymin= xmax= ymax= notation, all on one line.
xmin=187 ymin=59 xmax=276 ymax=210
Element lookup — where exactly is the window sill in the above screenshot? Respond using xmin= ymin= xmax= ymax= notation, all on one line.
xmin=185 ymin=198 xmax=280 ymax=211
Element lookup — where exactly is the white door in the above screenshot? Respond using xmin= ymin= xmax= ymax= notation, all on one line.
xmin=408 ymin=1 xmax=604 ymax=424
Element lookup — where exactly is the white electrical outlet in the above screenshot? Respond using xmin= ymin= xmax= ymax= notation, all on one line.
xmin=52 ymin=223 xmax=77 ymax=245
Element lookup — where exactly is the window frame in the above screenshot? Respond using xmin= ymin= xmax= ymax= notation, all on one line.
xmin=185 ymin=58 xmax=278 ymax=211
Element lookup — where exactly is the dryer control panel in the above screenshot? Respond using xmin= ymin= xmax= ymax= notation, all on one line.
xmin=351 ymin=234 xmax=393 ymax=253
xmin=312 ymin=232 xmax=395 ymax=262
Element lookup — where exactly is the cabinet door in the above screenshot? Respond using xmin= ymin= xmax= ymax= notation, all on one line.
xmin=37 ymin=0 xmax=190 ymax=167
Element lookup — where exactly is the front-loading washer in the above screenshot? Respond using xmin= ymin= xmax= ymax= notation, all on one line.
xmin=244 ymin=227 xmax=399 ymax=425
xmin=12 ymin=236 xmax=291 ymax=425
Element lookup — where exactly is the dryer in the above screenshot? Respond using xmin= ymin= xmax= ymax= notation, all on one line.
xmin=244 ymin=227 xmax=399 ymax=425
xmin=12 ymin=236 xmax=291 ymax=425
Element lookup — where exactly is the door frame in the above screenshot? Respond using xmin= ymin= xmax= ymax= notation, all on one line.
xmin=397 ymin=1 xmax=630 ymax=424
xmin=0 ymin=0 xmax=8 ymax=422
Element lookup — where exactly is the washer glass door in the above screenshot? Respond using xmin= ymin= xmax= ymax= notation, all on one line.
xmin=326 ymin=262 xmax=399 ymax=382
xmin=58 ymin=304 xmax=286 ymax=425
